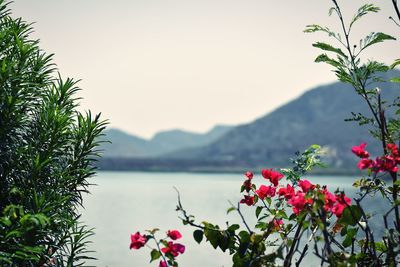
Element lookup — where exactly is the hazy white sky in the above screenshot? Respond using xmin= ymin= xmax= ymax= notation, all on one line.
xmin=11 ymin=0 xmax=399 ymax=138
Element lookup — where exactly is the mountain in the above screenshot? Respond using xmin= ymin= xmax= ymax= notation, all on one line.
xmin=99 ymin=71 xmax=400 ymax=173
xmin=101 ymin=125 xmax=233 ymax=158
xmin=163 ymin=71 xmax=400 ymax=172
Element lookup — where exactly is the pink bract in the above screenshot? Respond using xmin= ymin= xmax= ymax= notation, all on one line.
xmin=256 ymin=185 xmax=276 ymax=199
xmin=351 ymin=143 xmax=370 ymax=158
xmin=129 ymin=232 xmax=147 ymax=250
xmin=161 ymin=241 xmax=185 ymax=257
xmin=167 ymin=230 xmax=182 ymax=240
xmin=261 ymin=169 xmax=284 ymax=186
xmin=245 ymin=171 xmax=254 ymax=179
xmin=298 ymin=179 xmax=315 ymax=192
xmin=240 ymin=195 xmax=255 ymax=206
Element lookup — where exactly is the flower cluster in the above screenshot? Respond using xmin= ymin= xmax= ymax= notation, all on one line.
xmin=130 ymin=229 xmax=185 ymax=267
xmin=352 ymin=142 xmax=400 ymax=173
xmin=240 ymin=169 xmax=351 ymax=218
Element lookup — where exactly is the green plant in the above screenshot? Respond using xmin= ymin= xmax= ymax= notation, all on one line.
xmin=0 ymin=1 xmax=106 ymax=266
xmin=133 ymin=1 xmax=400 ymax=266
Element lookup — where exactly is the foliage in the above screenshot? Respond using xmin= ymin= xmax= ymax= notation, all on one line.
xmin=129 ymin=229 xmax=185 ymax=267
xmin=133 ymin=0 xmax=400 ymax=266
xmin=0 ymin=1 xmax=106 ymax=266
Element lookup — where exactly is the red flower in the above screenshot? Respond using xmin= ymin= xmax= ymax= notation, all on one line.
xmin=256 ymin=185 xmax=276 ymax=199
xmin=357 ymin=158 xmax=373 ymax=170
xmin=130 ymin=232 xmax=147 ymax=250
xmin=278 ymin=184 xmax=295 ymax=199
xmin=288 ymin=192 xmax=313 ymax=215
xmin=161 ymin=241 xmax=185 ymax=257
xmin=244 ymin=171 xmax=254 ymax=179
xmin=159 ymin=261 xmax=167 ymax=267
xmin=351 ymin=143 xmax=370 ymax=158
xmin=323 ymin=189 xmax=336 ymax=212
xmin=240 ymin=195 xmax=255 ymax=206
xmin=261 ymin=169 xmax=284 ymax=186
xmin=272 ymin=218 xmax=283 ymax=231
xmin=387 ymin=143 xmax=399 ymax=156
xmin=242 ymin=179 xmax=252 ymax=192
xmin=373 ymin=156 xmax=398 ymax=173
xmin=298 ymin=179 xmax=315 ymax=192
xmin=332 ymin=193 xmax=351 ymax=217
xmin=167 ymin=230 xmax=182 ymax=240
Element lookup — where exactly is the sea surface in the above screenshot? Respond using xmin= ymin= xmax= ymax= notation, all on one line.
xmin=80 ymin=171 xmax=386 ymax=267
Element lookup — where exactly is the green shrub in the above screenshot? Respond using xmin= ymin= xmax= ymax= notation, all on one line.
xmin=0 ymin=1 xmax=106 ymax=266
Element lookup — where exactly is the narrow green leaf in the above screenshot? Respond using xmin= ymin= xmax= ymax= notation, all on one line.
xmin=350 ymin=4 xmax=380 ymax=28
xmin=390 ymin=77 xmax=400 ymax=83
xmin=227 ymin=207 xmax=236 ymax=214
xmin=312 ymin=42 xmax=346 ymax=57
xmin=391 ymin=59 xmax=400 ymax=69
xmin=361 ymin=32 xmax=396 ymax=51
xmin=315 ymin=54 xmax=340 ymax=68
xmin=255 ymin=206 xmax=263 ymax=218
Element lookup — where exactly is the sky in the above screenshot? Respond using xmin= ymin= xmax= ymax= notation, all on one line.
xmin=11 ymin=0 xmax=399 ymax=139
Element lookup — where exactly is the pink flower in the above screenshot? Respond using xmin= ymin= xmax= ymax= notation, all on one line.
xmin=244 ymin=171 xmax=254 ymax=179
xmin=351 ymin=143 xmax=370 ymax=158
xmin=387 ymin=143 xmax=399 ymax=157
xmin=167 ymin=230 xmax=182 ymax=240
xmin=242 ymin=179 xmax=252 ymax=192
xmin=298 ymin=179 xmax=315 ymax=192
xmin=278 ymin=184 xmax=295 ymax=200
xmin=332 ymin=193 xmax=351 ymax=217
xmin=159 ymin=261 xmax=167 ymax=267
xmin=161 ymin=241 xmax=185 ymax=257
xmin=261 ymin=169 xmax=284 ymax=186
xmin=323 ymin=189 xmax=336 ymax=212
xmin=357 ymin=158 xmax=373 ymax=170
xmin=373 ymin=156 xmax=398 ymax=173
xmin=272 ymin=218 xmax=283 ymax=231
xmin=256 ymin=185 xmax=276 ymax=199
xmin=288 ymin=192 xmax=313 ymax=215
xmin=130 ymin=232 xmax=147 ymax=250
xmin=240 ymin=195 xmax=255 ymax=206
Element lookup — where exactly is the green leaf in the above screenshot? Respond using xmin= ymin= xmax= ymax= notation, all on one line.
xmin=304 ymin=24 xmax=336 ymax=38
xmin=391 ymin=59 xmax=400 ymax=69
xmin=227 ymin=207 xmax=236 ymax=214
xmin=340 ymin=205 xmax=362 ymax=226
xmin=150 ymin=249 xmax=161 ymax=262
xmin=350 ymin=4 xmax=380 ymax=28
xmin=390 ymin=77 xmax=400 ymax=83
xmin=255 ymin=206 xmax=263 ymax=218
xmin=361 ymin=32 xmax=396 ymax=52
xmin=193 ymin=230 xmax=203 ymax=244
xmin=227 ymin=224 xmax=240 ymax=232
xmin=312 ymin=42 xmax=346 ymax=57
xmin=315 ymin=54 xmax=340 ymax=68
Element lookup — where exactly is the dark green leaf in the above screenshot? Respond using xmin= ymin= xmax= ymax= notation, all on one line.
xmin=193 ymin=230 xmax=203 ymax=244
xmin=312 ymin=42 xmax=346 ymax=57
xmin=150 ymin=249 xmax=161 ymax=262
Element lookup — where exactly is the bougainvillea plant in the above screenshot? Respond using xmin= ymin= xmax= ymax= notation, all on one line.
xmin=132 ymin=0 xmax=400 ymax=266
xmin=130 ymin=229 xmax=185 ymax=267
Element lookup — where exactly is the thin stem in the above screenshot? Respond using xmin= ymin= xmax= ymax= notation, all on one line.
xmin=392 ymin=0 xmax=400 ymax=23
xmin=283 ymin=217 xmax=305 ymax=267
xmin=236 ymin=202 xmax=253 ymax=234
xmin=331 ymin=0 xmax=384 ymax=132
xmin=152 ymin=234 xmax=169 ymax=267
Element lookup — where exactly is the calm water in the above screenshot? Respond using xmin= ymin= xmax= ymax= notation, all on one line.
xmin=80 ymin=171 xmax=380 ymax=267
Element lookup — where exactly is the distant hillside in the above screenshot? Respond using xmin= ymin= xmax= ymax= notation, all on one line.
xmin=163 ymin=71 xmax=400 ymax=171
xmin=101 ymin=125 xmax=233 ymax=158
xmin=99 ymin=71 xmax=400 ymax=173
